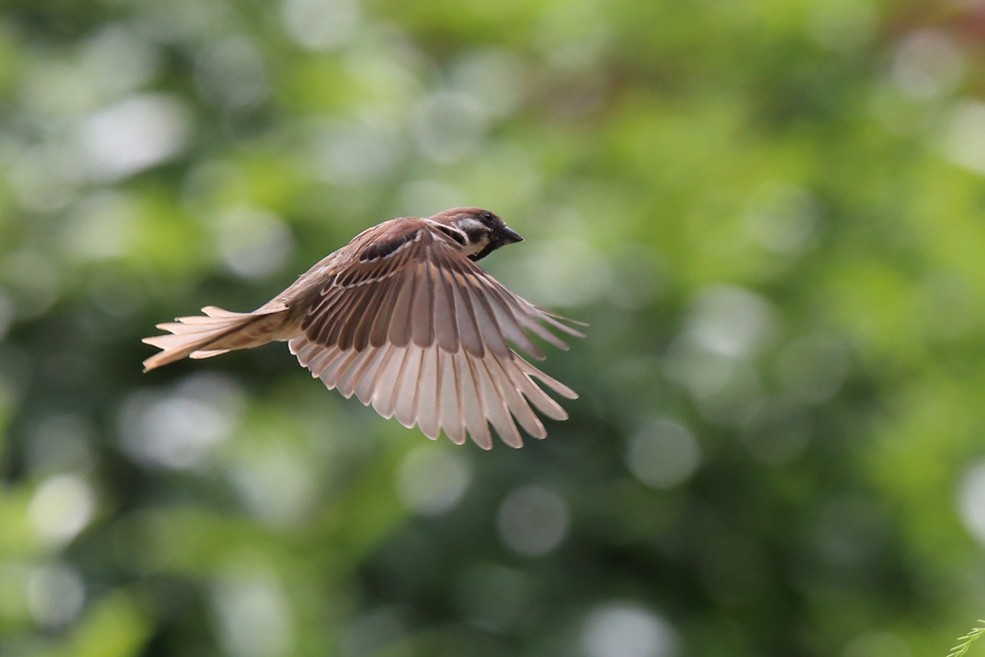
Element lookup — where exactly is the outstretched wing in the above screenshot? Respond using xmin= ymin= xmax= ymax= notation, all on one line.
xmin=291 ymin=220 xmax=583 ymax=448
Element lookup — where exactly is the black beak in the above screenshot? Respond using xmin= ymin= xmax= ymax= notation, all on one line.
xmin=499 ymin=225 xmax=523 ymax=244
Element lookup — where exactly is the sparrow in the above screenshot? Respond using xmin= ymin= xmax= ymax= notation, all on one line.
xmin=142 ymin=207 xmax=583 ymax=449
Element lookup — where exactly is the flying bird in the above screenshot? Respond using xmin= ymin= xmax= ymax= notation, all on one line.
xmin=142 ymin=208 xmax=583 ymax=449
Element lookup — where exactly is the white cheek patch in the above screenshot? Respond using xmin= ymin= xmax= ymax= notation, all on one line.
xmin=458 ymin=217 xmax=492 ymax=256
xmin=427 ymin=216 xmax=494 ymax=256
xmin=459 ymin=217 xmax=486 ymax=234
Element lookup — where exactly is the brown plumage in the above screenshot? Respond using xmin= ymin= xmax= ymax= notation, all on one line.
xmin=142 ymin=207 xmax=583 ymax=449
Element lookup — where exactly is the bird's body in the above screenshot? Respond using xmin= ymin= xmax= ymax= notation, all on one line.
xmin=143 ymin=208 xmax=582 ymax=449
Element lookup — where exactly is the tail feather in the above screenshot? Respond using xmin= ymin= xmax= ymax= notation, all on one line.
xmin=142 ymin=305 xmax=290 ymax=372
xmin=189 ymin=349 xmax=231 ymax=359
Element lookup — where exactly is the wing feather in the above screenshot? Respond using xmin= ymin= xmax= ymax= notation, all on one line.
xmin=416 ymin=347 xmax=440 ymax=439
xmin=368 ymin=271 xmax=404 ymax=348
xmin=448 ymin=268 xmax=484 ymax=357
xmin=309 ymin=287 xmax=359 ymax=345
xmin=388 ymin=272 xmax=416 ymax=347
xmin=339 ymin=262 xmax=392 ymax=351
xmin=512 ymin=358 xmax=575 ymax=420
xmin=431 ymin=262 xmax=458 ymax=352
xmin=394 ymin=346 xmax=424 ymax=428
xmin=409 ymin=262 xmax=433 ymax=348
xmin=468 ymin=272 xmax=546 ymax=357
xmin=371 ymin=346 xmax=406 ymax=419
xmin=486 ymin=355 xmax=547 ymax=439
xmin=461 ymin=276 xmax=514 ymax=358
xmin=318 ymin=348 xmax=362 ymax=387
xmin=436 ymin=348 xmax=466 ymax=445
xmin=353 ymin=345 xmax=391 ymax=405
xmin=474 ymin=356 xmax=522 ymax=447
xmin=292 ymin=335 xmax=575 ymax=447
xmin=337 ymin=347 xmax=381 ymax=398
xmin=457 ymin=353 xmax=492 ymax=449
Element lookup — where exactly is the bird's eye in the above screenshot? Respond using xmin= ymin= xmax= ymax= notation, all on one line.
xmin=479 ymin=211 xmax=495 ymax=223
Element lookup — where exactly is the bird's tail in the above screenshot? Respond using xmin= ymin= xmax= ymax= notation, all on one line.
xmin=142 ymin=305 xmax=290 ymax=372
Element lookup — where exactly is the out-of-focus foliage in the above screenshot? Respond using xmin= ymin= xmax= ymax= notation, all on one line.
xmin=1 ymin=0 xmax=984 ymax=655
xmin=947 ymin=620 xmax=985 ymax=657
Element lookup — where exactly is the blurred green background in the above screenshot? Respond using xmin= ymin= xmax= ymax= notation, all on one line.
xmin=2 ymin=0 xmax=985 ymax=655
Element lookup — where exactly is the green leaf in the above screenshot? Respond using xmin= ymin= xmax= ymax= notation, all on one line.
xmin=948 ymin=620 xmax=985 ymax=657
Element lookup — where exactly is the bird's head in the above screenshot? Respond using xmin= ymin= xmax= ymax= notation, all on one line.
xmin=429 ymin=207 xmax=523 ymax=261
